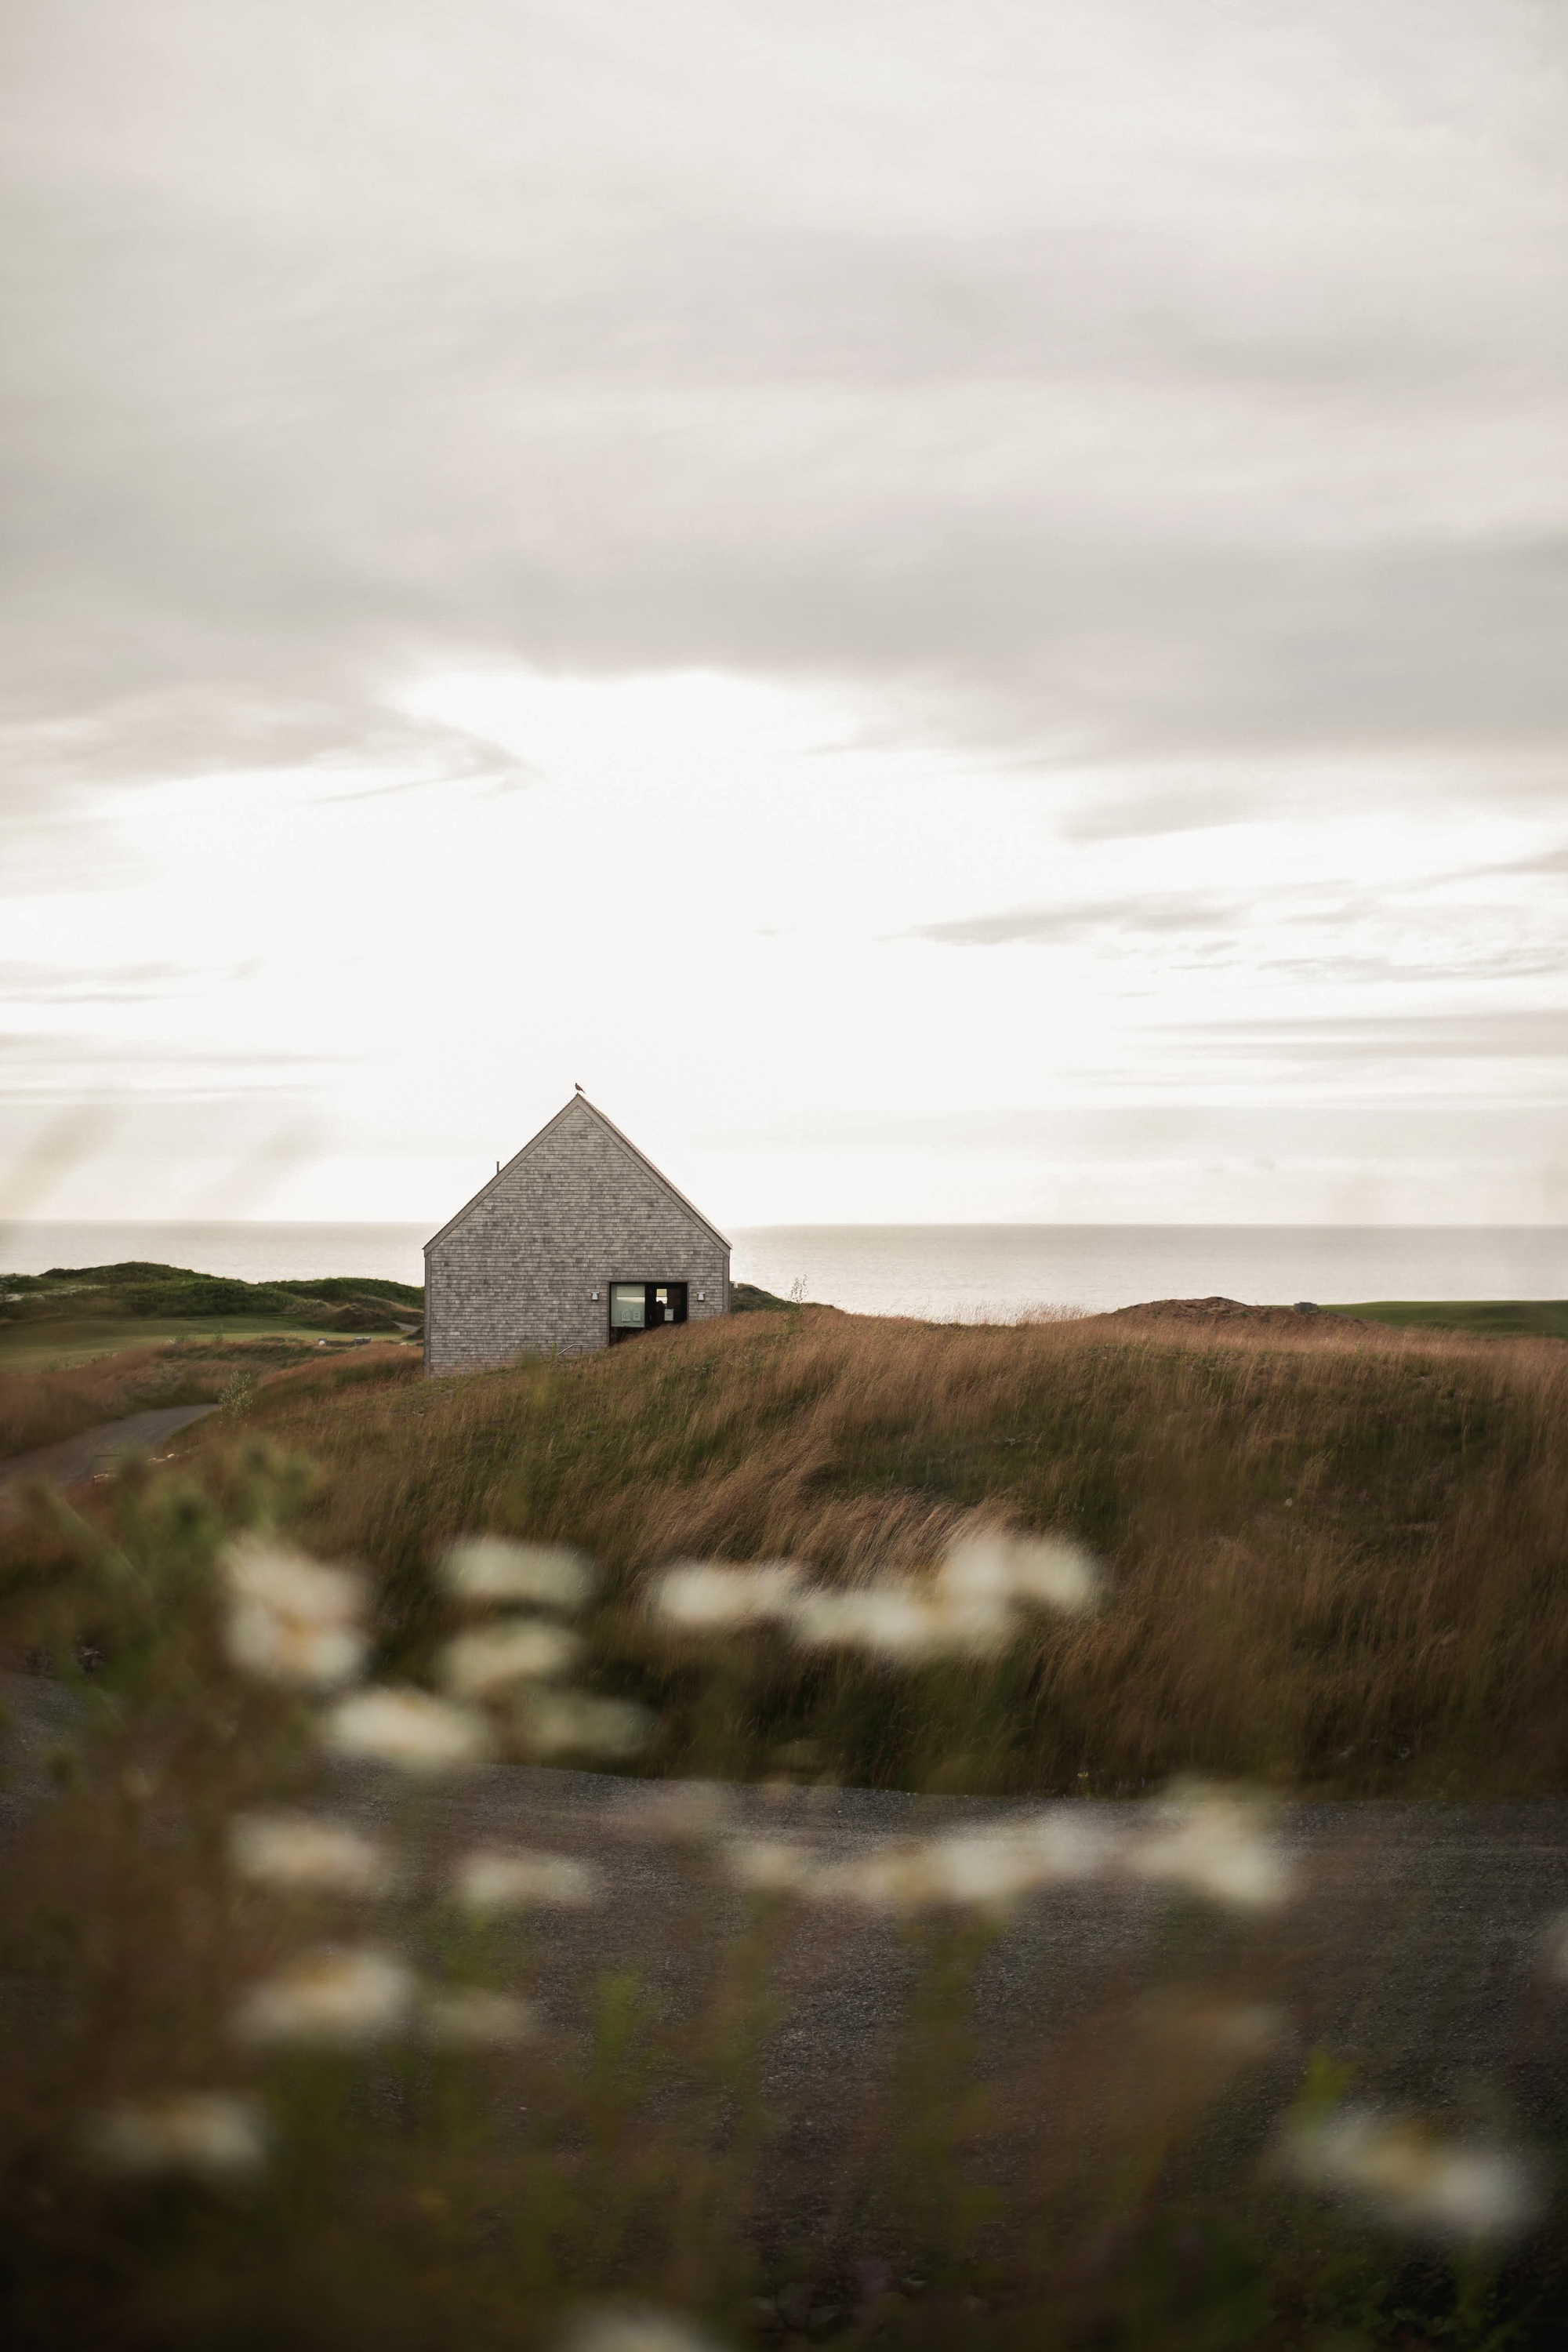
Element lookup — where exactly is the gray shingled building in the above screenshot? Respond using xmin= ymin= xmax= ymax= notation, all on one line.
xmin=423 ymin=1091 xmax=730 ymax=1373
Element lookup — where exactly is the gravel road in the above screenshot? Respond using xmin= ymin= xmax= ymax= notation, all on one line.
xmin=0 ymin=1403 xmax=218 ymax=1520
xmin=5 ymin=1668 xmax=1567 ymax=2160
xmin=318 ymin=1762 xmax=1568 ymax=2142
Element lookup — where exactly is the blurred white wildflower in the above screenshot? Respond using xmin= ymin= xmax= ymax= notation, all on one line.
xmin=1128 ymin=1782 xmax=1292 ymax=1911
xmin=557 ymin=2308 xmax=729 ymax=2352
xmin=1282 ymin=2109 xmax=1541 ymax=2241
xmin=848 ymin=1813 xmax=1107 ymax=1909
xmin=437 ymin=1619 xmax=581 ymax=1700
xmin=513 ymin=1688 xmax=653 ymax=1760
xmin=320 ymin=1685 xmax=495 ymax=1774
xmin=908 ymin=1813 xmax=1112 ymax=1908
xmin=421 ymin=1987 xmax=536 ymax=2049
xmin=728 ymin=1810 xmax=1111 ymax=1912
xmin=652 ymin=1560 xmax=805 ymax=1631
xmin=233 ymin=1945 xmax=417 ymax=2047
xmin=220 ymin=1535 xmax=368 ymax=1690
xmin=84 ymin=2092 xmax=270 ymax=2181
xmin=452 ymin=1847 xmax=601 ymax=1912
xmin=937 ymin=1530 xmax=1103 ymax=1620
xmin=789 ymin=1580 xmax=951 ymax=1662
xmin=789 ymin=1569 xmax=1038 ymax=1661
xmin=229 ymin=1810 xmax=400 ymax=1898
xmin=653 ymin=1537 xmax=1102 ymax=1663
xmin=441 ymin=1536 xmax=597 ymax=1614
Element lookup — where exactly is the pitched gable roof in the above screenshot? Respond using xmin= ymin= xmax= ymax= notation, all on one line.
xmin=424 ymin=1092 xmax=731 ymax=1254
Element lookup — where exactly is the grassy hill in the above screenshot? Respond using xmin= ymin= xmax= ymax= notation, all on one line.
xmin=0 ymin=1261 xmax=423 ymax=1454
xmin=1 ymin=1260 xmax=422 ymax=1331
xmin=17 ymin=1294 xmax=1565 ymax=1801
xmin=0 ymin=1261 xmax=423 ymax=1377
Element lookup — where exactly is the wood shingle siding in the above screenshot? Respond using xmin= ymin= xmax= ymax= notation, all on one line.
xmin=423 ymin=1094 xmax=730 ymax=1373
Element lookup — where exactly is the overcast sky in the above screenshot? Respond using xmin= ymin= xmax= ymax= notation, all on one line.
xmin=2 ymin=0 xmax=1566 ymax=1229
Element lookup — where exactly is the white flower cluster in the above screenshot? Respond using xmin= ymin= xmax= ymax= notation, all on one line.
xmin=432 ymin=1537 xmax=652 ymax=1763
xmin=651 ymin=1529 xmax=1103 ymax=1664
xmin=1281 ymin=2108 xmax=1541 ymax=2241
xmin=231 ymin=1943 xmax=535 ymax=2051
xmin=1127 ymin=1780 xmax=1293 ymax=1911
xmin=321 ymin=1684 xmax=496 ymax=1773
xmin=437 ymin=1618 xmax=582 ymax=1700
xmin=220 ymin=1818 xmax=598 ymax=2070
xmin=219 ymin=1530 xmax=648 ymax=1769
xmin=189 ymin=1529 xmax=617 ymax=2180
xmin=230 ymin=1812 xmax=601 ymax=1915
xmin=443 ymin=1535 xmax=597 ymax=1613
xmin=220 ymin=1534 xmax=499 ymax=1769
xmin=230 ymin=1810 xmax=401 ymax=1897
xmin=220 ymin=1537 xmax=368 ymax=1690
xmin=726 ymin=1782 xmax=1292 ymax=1917
xmin=83 ymin=2092 xmax=270 ymax=2183
xmin=452 ymin=1846 xmax=601 ymax=1911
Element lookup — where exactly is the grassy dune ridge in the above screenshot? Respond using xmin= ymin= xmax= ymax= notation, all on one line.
xmin=1 ymin=1261 xmax=422 ymax=1328
xmin=0 ymin=1259 xmax=426 ymax=1456
xmin=129 ymin=1301 xmax=1568 ymax=1798
xmin=0 ymin=1261 xmax=423 ymax=1403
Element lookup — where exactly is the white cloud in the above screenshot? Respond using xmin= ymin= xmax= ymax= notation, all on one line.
xmin=2 ymin=0 xmax=1565 ymax=1224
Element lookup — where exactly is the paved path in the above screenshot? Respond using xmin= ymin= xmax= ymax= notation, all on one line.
xmin=0 ymin=1403 xmax=218 ymax=1519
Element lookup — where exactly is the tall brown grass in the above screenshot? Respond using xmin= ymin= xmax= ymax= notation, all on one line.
xmin=145 ymin=1305 xmax=1568 ymax=1798
xmin=4 ymin=1343 xmax=1566 ymax=2347
xmin=0 ymin=1348 xmax=189 ymax=1462
xmin=0 ymin=1340 xmax=419 ymax=1467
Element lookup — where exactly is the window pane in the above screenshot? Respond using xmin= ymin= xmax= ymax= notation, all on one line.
xmin=610 ymin=1284 xmax=645 ymax=1327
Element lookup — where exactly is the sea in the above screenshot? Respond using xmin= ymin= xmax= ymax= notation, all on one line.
xmin=3 ymin=1221 xmax=1566 ymax=1321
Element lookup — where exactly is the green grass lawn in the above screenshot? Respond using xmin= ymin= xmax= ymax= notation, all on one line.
xmin=1325 ymin=1298 xmax=1568 ymax=1340
xmin=0 ymin=1258 xmax=423 ymax=1373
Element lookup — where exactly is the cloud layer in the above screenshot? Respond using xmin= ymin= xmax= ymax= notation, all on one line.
xmin=2 ymin=0 xmax=1566 ymax=1227
xmin=5 ymin=0 xmax=1567 ymax=809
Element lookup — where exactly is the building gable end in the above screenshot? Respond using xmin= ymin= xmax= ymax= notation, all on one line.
xmin=423 ymin=1094 xmax=728 ymax=1257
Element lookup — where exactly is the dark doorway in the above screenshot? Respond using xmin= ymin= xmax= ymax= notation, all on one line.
xmin=608 ymin=1280 xmax=688 ymax=1345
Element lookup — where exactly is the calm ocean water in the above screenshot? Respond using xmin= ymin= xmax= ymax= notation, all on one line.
xmin=3 ymin=1220 xmax=1566 ymax=1319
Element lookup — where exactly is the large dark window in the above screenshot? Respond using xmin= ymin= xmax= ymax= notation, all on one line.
xmin=608 ymin=1280 xmax=688 ymax=1344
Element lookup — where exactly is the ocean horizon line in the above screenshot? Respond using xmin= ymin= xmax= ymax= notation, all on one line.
xmin=7 ymin=1216 xmax=1566 ymax=1236
xmin=4 ymin=1217 xmax=1564 ymax=1319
